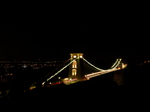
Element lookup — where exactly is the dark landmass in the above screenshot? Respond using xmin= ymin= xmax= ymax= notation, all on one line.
xmin=0 ymin=58 xmax=150 ymax=111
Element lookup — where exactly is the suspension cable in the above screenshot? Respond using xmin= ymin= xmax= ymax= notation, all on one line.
xmin=112 ymin=59 xmax=122 ymax=69
xmin=82 ymin=58 xmax=104 ymax=71
xmin=111 ymin=59 xmax=119 ymax=68
xmin=42 ymin=58 xmax=75 ymax=85
xmin=30 ymin=58 xmax=72 ymax=87
xmin=43 ymin=58 xmax=71 ymax=79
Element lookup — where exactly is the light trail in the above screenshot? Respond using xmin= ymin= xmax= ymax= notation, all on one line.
xmin=63 ymin=78 xmax=78 ymax=83
xmin=85 ymin=68 xmax=119 ymax=79
xmin=62 ymin=68 xmax=120 ymax=85
xmin=47 ymin=67 xmax=122 ymax=86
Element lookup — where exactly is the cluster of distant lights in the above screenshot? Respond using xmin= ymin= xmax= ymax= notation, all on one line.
xmin=135 ymin=60 xmax=150 ymax=65
xmin=0 ymin=63 xmax=61 ymax=70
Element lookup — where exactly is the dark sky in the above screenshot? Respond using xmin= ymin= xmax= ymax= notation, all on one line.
xmin=0 ymin=3 xmax=150 ymax=60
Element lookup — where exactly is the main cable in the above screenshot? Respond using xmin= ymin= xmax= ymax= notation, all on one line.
xmin=42 ymin=58 xmax=75 ymax=85
xmin=82 ymin=58 xmax=104 ymax=71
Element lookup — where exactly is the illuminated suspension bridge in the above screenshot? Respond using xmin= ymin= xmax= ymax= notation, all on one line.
xmin=30 ymin=53 xmax=127 ymax=89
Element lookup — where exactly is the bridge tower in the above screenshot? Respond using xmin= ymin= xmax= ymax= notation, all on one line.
xmin=113 ymin=59 xmax=124 ymax=85
xmin=68 ymin=53 xmax=85 ymax=81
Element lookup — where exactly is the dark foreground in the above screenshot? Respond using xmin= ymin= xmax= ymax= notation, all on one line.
xmin=1 ymin=59 xmax=150 ymax=111
xmin=0 ymin=76 xmax=150 ymax=112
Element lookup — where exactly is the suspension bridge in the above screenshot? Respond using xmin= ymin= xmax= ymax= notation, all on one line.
xmin=30 ymin=53 xmax=127 ymax=89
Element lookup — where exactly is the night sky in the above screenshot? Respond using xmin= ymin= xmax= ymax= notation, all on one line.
xmin=0 ymin=3 xmax=150 ymax=60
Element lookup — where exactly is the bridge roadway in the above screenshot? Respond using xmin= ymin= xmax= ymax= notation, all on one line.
xmin=30 ymin=57 xmax=127 ymax=89
xmin=63 ymin=67 xmax=121 ymax=85
xmin=43 ymin=67 xmax=121 ymax=86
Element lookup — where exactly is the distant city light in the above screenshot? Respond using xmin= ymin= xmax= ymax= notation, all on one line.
xmin=22 ymin=64 xmax=27 ymax=68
